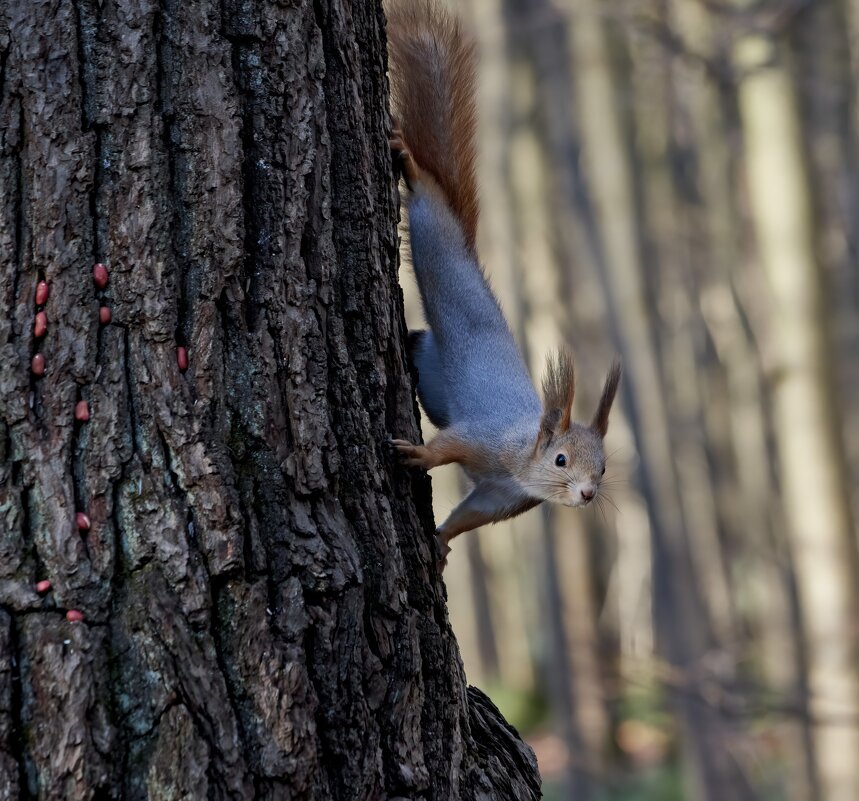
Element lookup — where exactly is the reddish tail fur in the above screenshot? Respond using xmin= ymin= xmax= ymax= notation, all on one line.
xmin=387 ymin=0 xmax=479 ymax=253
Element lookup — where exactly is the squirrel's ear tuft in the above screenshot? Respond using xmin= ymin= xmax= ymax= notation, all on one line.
xmin=539 ymin=349 xmax=575 ymax=447
xmin=591 ymin=360 xmax=622 ymax=438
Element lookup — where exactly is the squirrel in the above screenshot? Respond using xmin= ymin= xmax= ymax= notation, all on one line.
xmin=386 ymin=0 xmax=621 ymax=568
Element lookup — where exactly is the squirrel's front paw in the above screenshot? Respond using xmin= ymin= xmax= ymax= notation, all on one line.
xmin=388 ymin=438 xmax=435 ymax=470
xmin=435 ymin=533 xmax=451 ymax=573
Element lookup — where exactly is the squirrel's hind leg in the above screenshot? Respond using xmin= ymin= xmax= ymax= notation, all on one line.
xmin=389 ymin=126 xmax=423 ymax=189
xmin=436 ymin=482 xmax=542 ymax=571
xmin=435 ymin=487 xmax=506 ymax=572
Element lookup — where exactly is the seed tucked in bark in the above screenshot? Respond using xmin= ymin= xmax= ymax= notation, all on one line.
xmin=35 ymin=580 xmax=52 ymax=594
xmin=76 ymin=512 xmax=91 ymax=531
xmin=74 ymin=400 xmax=90 ymax=421
xmin=31 ymin=354 xmax=45 ymax=376
xmin=93 ymin=263 xmax=109 ymax=289
xmin=99 ymin=306 xmax=112 ymax=324
xmin=34 ymin=311 xmax=47 ymax=338
xmin=66 ymin=609 xmax=85 ymax=623
xmin=35 ymin=281 xmax=49 ymax=306
xmin=177 ymin=346 xmax=188 ymax=372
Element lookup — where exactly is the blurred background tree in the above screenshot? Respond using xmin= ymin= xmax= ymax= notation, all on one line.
xmin=399 ymin=0 xmax=859 ymax=799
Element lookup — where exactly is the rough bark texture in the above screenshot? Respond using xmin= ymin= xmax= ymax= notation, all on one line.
xmin=0 ymin=1 xmax=541 ymax=799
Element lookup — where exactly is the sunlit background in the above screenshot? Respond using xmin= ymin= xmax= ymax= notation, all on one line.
xmin=399 ymin=1 xmax=859 ymax=799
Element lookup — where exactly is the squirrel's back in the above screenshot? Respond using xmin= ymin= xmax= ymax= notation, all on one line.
xmin=386 ymin=0 xmax=479 ymax=252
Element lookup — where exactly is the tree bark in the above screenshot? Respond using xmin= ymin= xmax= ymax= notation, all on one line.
xmin=0 ymin=1 xmax=542 ymax=800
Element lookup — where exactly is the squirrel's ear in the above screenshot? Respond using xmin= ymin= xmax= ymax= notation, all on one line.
xmin=591 ymin=360 xmax=622 ymax=438
xmin=536 ymin=409 xmax=561 ymax=451
xmin=539 ymin=349 xmax=575 ymax=447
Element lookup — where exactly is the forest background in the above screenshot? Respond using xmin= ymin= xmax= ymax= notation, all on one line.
xmin=418 ymin=1 xmax=859 ymax=800
xmin=1 ymin=0 xmax=857 ymax=798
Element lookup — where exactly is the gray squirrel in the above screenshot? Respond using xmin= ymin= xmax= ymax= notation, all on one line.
xmin=387 ymin=0 xmax=621 ymax=567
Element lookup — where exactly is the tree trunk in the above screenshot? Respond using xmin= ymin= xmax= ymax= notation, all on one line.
xmin=625 ymin=2 xmax=738 ymax=651
xmin=735 ymin=21 xmax=859 ymax=801
xmin=501 ymin=5 xmax=611 ymax=793
xmin=673 ymin=5 xmax=819 ymax=796
xmin=0 ymin=1 xmax=542 ymax=800
xmin=565 ymin=3 xmax=760 ymax=799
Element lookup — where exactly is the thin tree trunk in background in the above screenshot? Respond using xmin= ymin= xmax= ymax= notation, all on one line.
xmin=735 ymin=24 xmax=859 ymax=801
xmin=565 ymin=3 xmax=760 ymax=799
xmin=843 ymin=0 xmax=859 ymax=309
xmin=626 ymin=5 xmax=737 ymax=649
xmin=517 ymin=2 xmax=656 ymax=751
xmin=478 ymin=6 xmax=598 ymax=801
xmin=703 ymin=287 xmax=820 ymax=801
xmin=502 ymin=11 xmax=609 ymax=795
xmin=631 ymin=8 xmax=820 ymax=795
xmin=794 ymin=0 xmax=859 ymax=331
xmin=671 ymin=4 xmax=819 ymax=796
xmin=794 ymin=0 xmax=859 ymax=525
xmin=0 ymin=1 xmax=542 ymax=799
xmin=507 ymin=4 xmax=612 ymax=775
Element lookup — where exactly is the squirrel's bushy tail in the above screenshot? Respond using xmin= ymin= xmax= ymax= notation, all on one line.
xmin=386 ymin=0 xmax=479 ymax=252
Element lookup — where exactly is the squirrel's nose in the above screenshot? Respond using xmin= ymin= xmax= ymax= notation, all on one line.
xmin=581 ymin=488 xmax=595 ymax=501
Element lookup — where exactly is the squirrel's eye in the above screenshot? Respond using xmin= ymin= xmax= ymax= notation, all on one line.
xmin=601 ymin=466 xmax=606 ymax=475
xmin=555 ymin=454 xmax=567 ymax=468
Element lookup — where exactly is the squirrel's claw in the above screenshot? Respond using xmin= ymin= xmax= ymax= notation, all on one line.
xmin=389 ymin=438 xmax=435 ymax=470
xmin=435 ymin=533 xmax=451 ymax=573
xmin=389 ymin=131 xmax=421 ymax=189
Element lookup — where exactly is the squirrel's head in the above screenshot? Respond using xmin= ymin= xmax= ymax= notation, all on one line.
xmin=521 ymin=351 xmax=621 ymax=508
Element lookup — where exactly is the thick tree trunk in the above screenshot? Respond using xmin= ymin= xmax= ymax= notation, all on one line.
xmin=0 ymin=1 xmax=541 ymax=800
